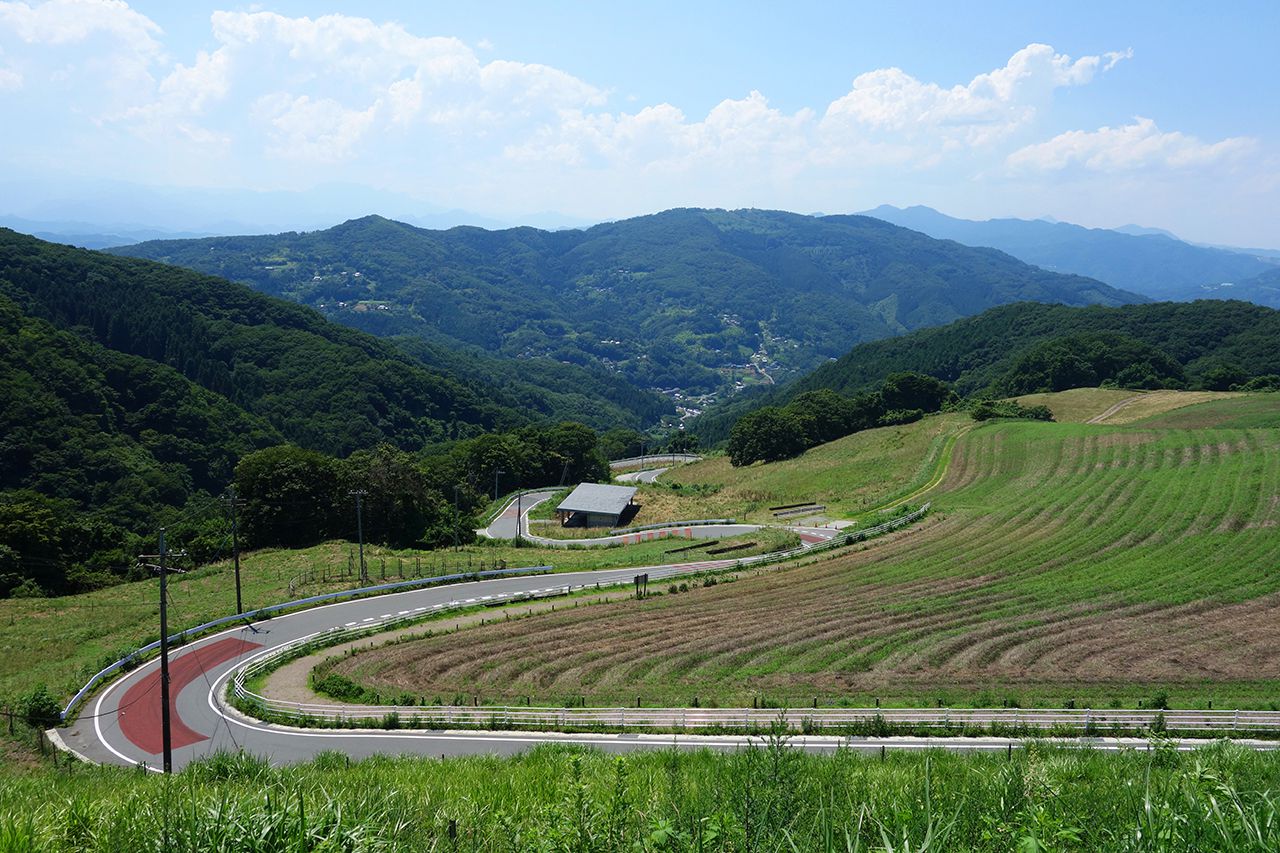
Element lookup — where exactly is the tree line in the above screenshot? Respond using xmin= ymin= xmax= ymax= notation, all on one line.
xmin=726 ymin=373 xmax=955 ymax=466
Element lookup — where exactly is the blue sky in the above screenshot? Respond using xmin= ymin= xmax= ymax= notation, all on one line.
xmin=1 ymin=0 xmax=1276 ymax=244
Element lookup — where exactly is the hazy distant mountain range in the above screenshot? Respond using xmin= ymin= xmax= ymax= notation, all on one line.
xmin=0 ymin=178 xmax=594 ymax=247
xmin=860 ymin=205 xmax=1280 ymax=305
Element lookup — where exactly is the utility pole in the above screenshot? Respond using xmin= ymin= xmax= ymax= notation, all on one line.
xmin=225 ymin=487 xmax=243 ymax=615
xmin=137 ymin=533 xmax=187 ymax=775
xmin=452 ymin=485 xmax=461 ymax=551
xmin=349 ymin=490 xmax=368 ymax=585
xmin=157 ymin=529 xmax=173 ymax=774
xmin=515 ymin=489 xmax=523 ymax=548
xmin=494 ymin=469 xmax=505 ymax=501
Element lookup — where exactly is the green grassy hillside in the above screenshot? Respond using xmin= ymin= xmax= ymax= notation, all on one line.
xmin=337 ymin=396 xmax=1280 ymax=709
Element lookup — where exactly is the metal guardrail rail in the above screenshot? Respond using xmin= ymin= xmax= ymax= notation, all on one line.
xmin=609 ymin=454 xmax=702 ymax=470
xmin=73 ymin=502 xmax=933 ymax=725
xmin=230 ymin=508 xmax=940 ymax=728
xmin=60 ymin=564 xmax=554 ymax=722
xmin=610 ymin=518 xmax=736 ymax=535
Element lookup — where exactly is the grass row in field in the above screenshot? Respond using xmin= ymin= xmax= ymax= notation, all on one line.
xmin=4 ymin=741 xmax=1280 ymax=851
xmin=328 ymin=411 xmax=1280 ymax=710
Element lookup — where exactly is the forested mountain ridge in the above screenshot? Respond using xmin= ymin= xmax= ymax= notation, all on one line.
xmin=694 ymin=300 xmax=1280 ymax=442
xmin=114 ymin=208 xmax=1142 ymax=410
xmin=0 ymin=228 xmax=534 ymax=456
xmin=0 ymin=230 xmax=633 ymax=596
xmin=0 ymin=290 xmax=285 ymax=595
xmin=861 ymin=205 xmax=1279 ymax=303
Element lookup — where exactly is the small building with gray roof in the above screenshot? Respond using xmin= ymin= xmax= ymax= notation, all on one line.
xmin=555 ymin=483 xmax=638 ymax=528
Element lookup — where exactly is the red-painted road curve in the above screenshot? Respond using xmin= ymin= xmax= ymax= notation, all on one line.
xmin=118 ymin=637 xmax=261 ymax=753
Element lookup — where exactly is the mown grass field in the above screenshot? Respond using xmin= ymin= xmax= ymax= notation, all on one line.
xmin=5 ymin=742 xmax=1280 ymax=851
xmin=1012 ymin=387 xmax=1139 ymax=423
xmin=1127 ymin=394 xmax=1280 ymax=429
xmin=1011 ymin=387 xmax=1243 ymax=425
xmin=332 ymin=401 xmax=1280 ymax=710
xmin=655 ymin=413 xmax=966 ymax=523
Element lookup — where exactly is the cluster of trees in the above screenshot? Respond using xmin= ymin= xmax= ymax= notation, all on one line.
xmin=596 ymin=428 xmax=698 ymax=461
xmin=996 ymin=333 xmax=1186 ymax=395
xmin=233 ymin=422 xmax=610 ymax=551
xmin=0 ymin=230 xmax=633 ymax=598
xmin=727 ymin=373 xmax=955 ymax=466
xmin=0 ymin=229 xmax=534 ymax=457
xmin=1 ymin=416 xmax=615 ymax=598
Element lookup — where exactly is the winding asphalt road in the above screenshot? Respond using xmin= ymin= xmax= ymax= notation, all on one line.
xmin=61 ymin=563 xmax=755 ymax=771
xmin=55 ymin=453 xmax=1278 ymax=770
xmin=57 ymin=540 xmax=1280 ymax=772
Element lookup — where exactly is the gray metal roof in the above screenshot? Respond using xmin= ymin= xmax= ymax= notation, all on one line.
xmin=556 ymin=483 xmax=637 ymax=517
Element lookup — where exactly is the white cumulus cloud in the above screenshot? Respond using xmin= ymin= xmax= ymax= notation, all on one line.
xmin=821 ymin=43 xmax=1129 ymax=147
xmin=1007 ymin=117 xmax=1255 ymax=172
xmin=0 ymin=0 xmax=160 ymax=54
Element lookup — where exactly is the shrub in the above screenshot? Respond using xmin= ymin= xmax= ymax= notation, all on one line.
xmin=971 ymin=400 xmax=1055 ymax=422
xmin=20 ymin=686 xmax=61 ymax=728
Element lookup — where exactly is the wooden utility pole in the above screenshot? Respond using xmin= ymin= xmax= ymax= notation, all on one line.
xmin=349 ymin=490 xmax=368 ymax=584
xmin=225 ymin=487 xmax=243 ymax=615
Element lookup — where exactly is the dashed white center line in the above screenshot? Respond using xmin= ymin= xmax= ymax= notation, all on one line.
xmin=397 ymin=610 xmax=410 ymax=615
xmin=361 ymin=617 xmax=374 ymax=623
xmin=344 ymin=621 xmax=358 ymax=627
xmin=379 ymin=614 xmax=392 ymax=619
xmin=413 ymin=607 xmax=426 ymax=612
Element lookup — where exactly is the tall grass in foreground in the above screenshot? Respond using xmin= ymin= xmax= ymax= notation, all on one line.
xmin=3 ymin=741 xmax=1280 ymax=851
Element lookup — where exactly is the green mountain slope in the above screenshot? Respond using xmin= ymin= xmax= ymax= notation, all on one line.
xmin=1 ymin=229 xmax=590 ymax=594
xmin=0 ymin=292 xmax=285 ymax=594
xmin=694 ymin=300 xmax=1280 ymax=442
xmin=114 ymin=209 xmax=1142 ymax=410
xmin=0 ymin=229 xmax=533 ymax=457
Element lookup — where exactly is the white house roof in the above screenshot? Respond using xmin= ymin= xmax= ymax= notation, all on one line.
xmin=556 ymin=483 xmax=637 ymax=517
